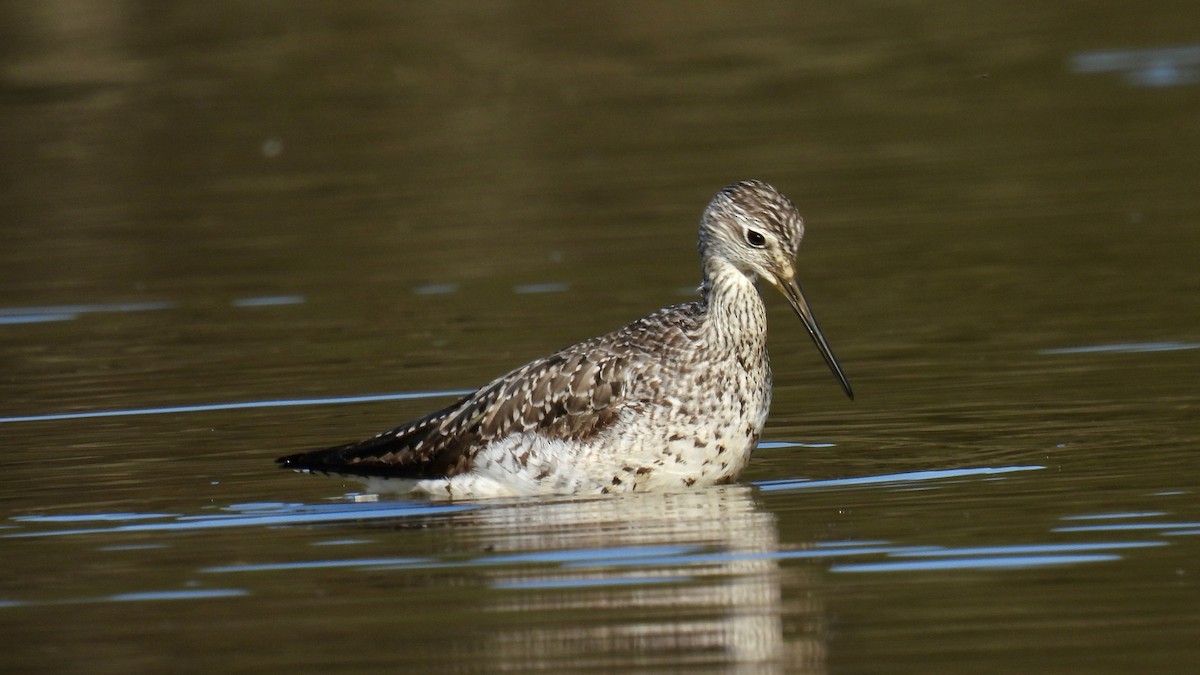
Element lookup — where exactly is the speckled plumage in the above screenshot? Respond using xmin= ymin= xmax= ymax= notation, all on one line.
xmin=277 ymin=180 xmax=853 ymax=499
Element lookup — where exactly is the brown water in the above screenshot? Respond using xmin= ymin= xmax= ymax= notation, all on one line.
xmin=4 ymin=2 xmax=1200 ymax=673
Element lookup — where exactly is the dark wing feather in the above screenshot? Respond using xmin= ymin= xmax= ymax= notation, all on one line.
xmin=275 ymin=391 xmax=479 ymax=479
xmin=276 ymin=340 xmax=638 ymax=480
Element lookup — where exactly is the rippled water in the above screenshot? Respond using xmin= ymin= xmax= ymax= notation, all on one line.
xmin=4 ymin=2 xmax=1200 ymax=673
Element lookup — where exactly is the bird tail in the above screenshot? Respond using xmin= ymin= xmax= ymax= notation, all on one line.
xmin=276 ymin=431 xmax=420 ymax=478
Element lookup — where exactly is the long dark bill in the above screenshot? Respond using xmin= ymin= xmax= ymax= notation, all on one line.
xmin=779 ymin=277 xmax=854 ymax=400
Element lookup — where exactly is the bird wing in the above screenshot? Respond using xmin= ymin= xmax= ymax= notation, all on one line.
xmin=276 ymin=337 xmax=643 ymax=480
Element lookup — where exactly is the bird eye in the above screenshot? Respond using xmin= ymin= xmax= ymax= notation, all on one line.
xmin=745 ymin=229 xmax=767 ymax=248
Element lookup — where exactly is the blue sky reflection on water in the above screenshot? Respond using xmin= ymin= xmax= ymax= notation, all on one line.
xmin=7 ymin=501 xmax=477 ymax=538
xmin=4 ymin=468 xmax=1180 ymax=591
xmin=1072 ymin=44 xmax=1200 ymax=87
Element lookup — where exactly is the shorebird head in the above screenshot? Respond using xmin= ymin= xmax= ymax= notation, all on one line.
xmin=700 ymin=180 xmax=854 ymax=400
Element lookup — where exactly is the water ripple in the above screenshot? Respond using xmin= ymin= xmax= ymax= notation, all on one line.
xmin=0 ymin=389 xmax=472 ymax=424
xmin=754 ymin=465 xmax=1044 ymax=492
xmin=5 ymin=501 xmax=476 ymax=538
xmin=1040 ymin=341 xmax=1200 ymax=355
xmin=832 ymin=555 xmax=1121 ymax=573
xmin=231 ymin=295 xmax=306 ymax=307
xmin=1 ymin=588 xmax=247 ymax=608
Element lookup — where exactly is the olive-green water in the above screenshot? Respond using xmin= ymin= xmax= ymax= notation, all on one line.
xmin=3 ymin=2 xmax=1200 ymax=673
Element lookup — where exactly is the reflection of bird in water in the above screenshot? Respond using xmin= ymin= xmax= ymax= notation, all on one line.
xmin=452 ymin=487 xmax=825 ymax=673
xmin=279 ymin=181 xmax=852 ymax=498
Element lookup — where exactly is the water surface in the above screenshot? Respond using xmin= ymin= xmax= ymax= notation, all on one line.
xmin=3 ymin=2 xmax=1200 ymax=673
